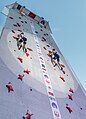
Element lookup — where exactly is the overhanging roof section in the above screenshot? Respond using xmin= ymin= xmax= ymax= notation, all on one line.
xmin=2 ymin=2 xmax=52 ymax=33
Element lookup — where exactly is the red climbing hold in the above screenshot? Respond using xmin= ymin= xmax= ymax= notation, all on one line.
xmin=6 ymin=82 xmax=14 ymax=93
xmin=17 ymin=57 xmax=23 ymax=63
xmin=35 ymin=31 xmax=38 ymax=34
xmin=19 ymin=17 xmax=21 ymax=19
xmin=24 ymin=69 xmax=31 ymax=74
xmin=59 ymin=76 xmax=65 ymax=82
xmin=23 ymin=110 xmax=33 ymax=119
xmin=18 ymin=29 xmax=22 ymax=32
xmin=62 ymin=70 xmax=65 ymax=74
xmin=60 ymin=64 xmax=65 ymax=67
xmin=40 ymin=29 xmax=43 ymax=31
xmin=48 ymin=92 xmax=54 ymax=96
xmin=13 ymin=24 xmax=17 ymax=27
xmin=41 ymin=39 xmax=45 ymax=42
xmin=21 ymin=21 xmax=24 ymax=23
xmin=11 ymin=30 xmax=15 ymax=33
xmin=25 ymin=52 xmax=30 ymax=57
xmin=13 ymin=36 xmax=17 ymax=40
xmin=46 ymin=33 xmax=48 ymax=36
xmin=25 ymin=21 xmax=27 ymax=24
xmin=66 ymin=104 xmax=72 ymax=113
xmin=68 ymin=94 xmax=73 ymax=100
xmin=17 ymin=23 xmax=21 ymax=27
xmin=43 ymin=47 xmax=47 ymax=50
xmin=69 ymin=88 xmax=74 ymax=93
xmin=42 ymin=37 xmax=46 ymax=41
xmin=46 ymin=80 xmax=50 ymax=84
xmin=27 ymin=48 xmax=33 ymax=51
xmin=46 ymin=44 xmax=50 ymax=47
xmin=9 ymin=16 xmax=13 ymax=19
xmin=18 ymin=74 xmax=24 ymax=81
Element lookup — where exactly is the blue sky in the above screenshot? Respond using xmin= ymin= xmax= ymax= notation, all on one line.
xmin=0 ymin=0 xmax=86 ymax=90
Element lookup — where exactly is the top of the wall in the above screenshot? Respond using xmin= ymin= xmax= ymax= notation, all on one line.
xmin=2 ymin=2 xmax=52 ymax=33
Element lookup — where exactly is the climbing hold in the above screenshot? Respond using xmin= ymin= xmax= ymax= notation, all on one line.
xmin=46 ymin=44 xmax=50 ymax=47
xmin=18 ymin=29 xmax=22 ymax=32
xmin=19 ymin=17 xmax=21 ymax=19
xmin=23 ymin=110 xmax=33 ymax=119
xmin=24 ymin=69 xmax=31 ymax=74
xmin=43 ymin=47 xmax=47 ymax=50
xmin=13 ymin=36 xmax=18 ymax=40
xmin=21 ymin=21 xmax=24 ymax=23
xmin=69 ymin=88 xmax=74 ymax=93
xmin=68 ymin=94 xmax=73 ymax=100
xmin=35 ymin=31 xmax=38 ymax=34
xmin=11 ymin=30 xmax=15 ymax=33
xmin=25 ymin=21 xmax=27 ymax=24
xmin=66 ymin=104 xmax=72 ymax=113
xmin=60 ymin=64 xmax=65 ymax=67
xmin=9 ymin=16 xmax=13 ymax=19
xmin=62 ymin=70 xmax=65 ymax=74
xmin=30 ymin=88 xmax=32 ymax=91
xmin=40 ymin=29 xmax=43 ymax=31
xmin=27 ymin=48 xmax=33 ymax=51
xmin=13 ymin=24 xmax=17 ymax=27
xmin=48 ymin=92 xmax=54 ymax=96
xmin=6 ymin=82 xmax=14 ymax=93
xmin=59 ymin=76 xmax=65 ymax=82
xmin=42 ymin=37 xmax=46 ymax=41
xmin=17 ymin=23 xmax=21 ymax=27
xmin=25 ymin=52 xmax=30 ymax=57
xmin=17 ymin=57 xmax=23 ymax=63
xmin=18 ymin=74 xmax=24 ymax=81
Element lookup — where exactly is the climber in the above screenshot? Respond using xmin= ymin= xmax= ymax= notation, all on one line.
xmin=6 ymin=82 xmax=14 ymax=93
xmin=47 ymin=50 xmax=57 ymax=67
xmin=17 ymin=32 xmax=24 ymax=50
xmin=52 ymin=49 xmax=63 ymax=69
xmin=22 ymin=36 xmax=27 ymax=52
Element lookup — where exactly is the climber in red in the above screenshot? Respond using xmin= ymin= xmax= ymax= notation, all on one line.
xmin=18 ymin=74 xmax=24 ymax=81
xmin=6 ymin=82 xmax=14 ymax=93
xmin=66 ymin=104 xmax=72 ymax=113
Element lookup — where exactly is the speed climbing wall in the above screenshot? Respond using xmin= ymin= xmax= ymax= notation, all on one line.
xmin=0 ymin=2 xmax=86 ymax=119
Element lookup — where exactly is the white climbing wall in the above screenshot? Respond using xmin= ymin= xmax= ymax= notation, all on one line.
xmin=0 ymin=3 xmax=86 ymax=119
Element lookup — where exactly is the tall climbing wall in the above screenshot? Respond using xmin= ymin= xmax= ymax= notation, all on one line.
xmin=0 ymin=3 xmax=86 ymax=119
